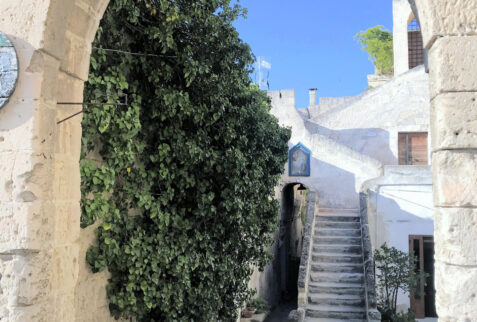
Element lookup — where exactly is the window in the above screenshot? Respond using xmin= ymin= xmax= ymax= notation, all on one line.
xmin=409 ymin=235 xmax=437 ymax=318
xmin=398 ymin=132 xmax=428 ymax=165
xmin=408 ymin=18 xmax=424 ymax=69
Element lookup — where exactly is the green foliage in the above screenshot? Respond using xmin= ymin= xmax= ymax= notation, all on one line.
xmin=355 ymin=26 xmax=394 ymax=75
xmin=374 ymin=244 xmax=427 ymax=321
xmin=80 ymin=0 xmax=290 ymax=321
xmin=246 ymin=298 xmax=269 ymax=314
xmin=391 ymin=309 xmax=417 ymax=322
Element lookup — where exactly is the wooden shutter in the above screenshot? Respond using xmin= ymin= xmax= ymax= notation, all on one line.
xmin=398 ymin=132 xmax=428 ymax=165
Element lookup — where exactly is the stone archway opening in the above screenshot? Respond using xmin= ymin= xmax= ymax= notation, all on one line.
xmin=278 ymin=183 xmax=309 ymax=305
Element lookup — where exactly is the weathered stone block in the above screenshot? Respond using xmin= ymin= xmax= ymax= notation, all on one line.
xmin=0 ymin=250 xmax=51 ymax=310
xmin=433 ymin=150 xmax=477 ymax=207
xmin=54 ymin=201 xmax=80 ymax=246
xmin=435 ymin=207 xmax=477 ymax=266
xmin=410 ymin=0 xmax=477 ymax=48
xmin=67 ymin=3 xmax=101 ymax=44
xmin=53 ymin=154 xmax=81 ymax=202
xmin=57 ymin=70 xmax=85 ymax=104
xmin=60 ymin=31 xmax=92 ymax=81
xmin=77 ymin=0 xmax=110 ymax=17
xmin=435 ymin=260 xmax=477 ymax=320
xmin=429 ymin=36 xmax=477 ymax=98
xmin=431 ymin=92 xmax=477 ymax=151
xmin=0 ymin=201 xmax=54 ymax=252
xmin=50 ymin=244 xmax=80 ymax=291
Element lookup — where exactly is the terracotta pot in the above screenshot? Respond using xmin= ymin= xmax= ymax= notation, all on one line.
xmin=241 ymin=307 xmax=256 ymax=318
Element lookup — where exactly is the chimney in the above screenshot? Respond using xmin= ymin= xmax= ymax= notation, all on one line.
xmin=309 ymin=88 xmax=317 ymax=106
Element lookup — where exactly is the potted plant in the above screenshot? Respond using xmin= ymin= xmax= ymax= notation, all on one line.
xmin=242 ymin=298 xmax=269 ymax=318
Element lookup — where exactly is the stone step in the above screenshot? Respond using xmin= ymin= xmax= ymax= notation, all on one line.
xmin=312 ymin=253 xmax=363 ymax=264
xmin=313 ymin=244 xmax=362 ymax=255
xmin=306 ymin=304 xmax=366 ymax=320
xmin=313 ymin=236 xmax=362 ymax=245
xmin=315 ymin=215 xmax=360 ymax=223
xmin=315 ymin=221 xmax=361 ymax=229
xmin=306 ymin=318 xmax=366 ymax=322
xmin=310 ymin=272 xmax=364 ymax=284
xmin=308 ymin=294 xmax=365 ymax=307
xmin=308 ymin=284 xmax=365 ymax=296
xmin=316 ymin=228 xmax=361 ymax=237
xmin=312 ymin=263 xmax=363 ymax=274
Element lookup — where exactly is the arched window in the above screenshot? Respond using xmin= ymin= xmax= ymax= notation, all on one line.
xmin=408 ymin=18 xmax=424 ymax=69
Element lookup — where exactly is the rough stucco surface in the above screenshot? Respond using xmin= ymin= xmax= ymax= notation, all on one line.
xmin=393 ymin=0 xmax=413 ymax=76
xmin=362 ymin=165 xmax=433 ymax=312
xmin=269 ymin=66 xmax=430 ymax=209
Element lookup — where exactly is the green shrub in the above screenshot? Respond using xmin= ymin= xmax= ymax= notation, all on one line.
xmin=355 ymin=26 xmax=394 ymax=75
xmin=374 ymin=244 xmax=428 ymax=321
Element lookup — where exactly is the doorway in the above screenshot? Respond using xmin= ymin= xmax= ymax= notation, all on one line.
xmin=409 ymin=235 xmax=437 ymax=318
xmin=279 ymin=184 xmax=308 ymax=301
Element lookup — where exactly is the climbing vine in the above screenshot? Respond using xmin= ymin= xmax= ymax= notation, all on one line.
xmin=80 ymin=0 xmax=290 ymax=321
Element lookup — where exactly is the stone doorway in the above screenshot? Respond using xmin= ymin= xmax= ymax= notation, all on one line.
xmin=271 ymin=183 xmax=309 ymax=320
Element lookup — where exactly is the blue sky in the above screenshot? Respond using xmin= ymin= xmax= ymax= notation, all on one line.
xmin=233 ymin=1 xmax=393 ymax=108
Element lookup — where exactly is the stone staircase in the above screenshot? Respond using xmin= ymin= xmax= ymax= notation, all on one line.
xmin=305 ymin=211 xmax=368 ymax=322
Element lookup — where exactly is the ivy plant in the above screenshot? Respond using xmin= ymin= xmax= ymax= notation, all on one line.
xmin=80 ymin=0 xmax=290 ymax=321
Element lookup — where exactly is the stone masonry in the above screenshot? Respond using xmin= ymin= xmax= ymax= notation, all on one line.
xmin=409 ymin=0 xmax=477 ymax=320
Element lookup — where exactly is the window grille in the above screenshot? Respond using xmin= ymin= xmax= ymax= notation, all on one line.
xmin=408 ymin=19 xmax=424 ymax=69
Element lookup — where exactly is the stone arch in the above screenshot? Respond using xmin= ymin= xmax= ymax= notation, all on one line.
xmin=0 ymin=1 xmax=110 ymax=320
xmin=277 ymin=182 xmax=309 ymax=306
xmin=0 ymin=0 xmax=475 ymax=320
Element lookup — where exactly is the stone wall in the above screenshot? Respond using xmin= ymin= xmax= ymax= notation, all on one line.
xmin=0 ymin=0 xmax=111 ymax=320
xmin=409 ymin=0 xmax=477 ymax=320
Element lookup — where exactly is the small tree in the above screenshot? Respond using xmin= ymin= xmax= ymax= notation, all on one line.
xmin=374 ymin=244 xmax=428 ymax=321
xmin=355 ymin=26 xmax=394 ymax=75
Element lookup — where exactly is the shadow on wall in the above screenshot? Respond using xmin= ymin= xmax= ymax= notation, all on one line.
xmin=311 ymin=155 xmax=357 ymax=209
xmin=305 ymin=123 xmax=396 ymax=165
xmin=373 ymin=188 xmax=433 ymax=251
xmin=370 ymin=189 xmax=434 ymax=314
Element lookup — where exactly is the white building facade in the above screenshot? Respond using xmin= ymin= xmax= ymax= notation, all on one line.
xmin=269 ymin=0 xmax=437 ymax=318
